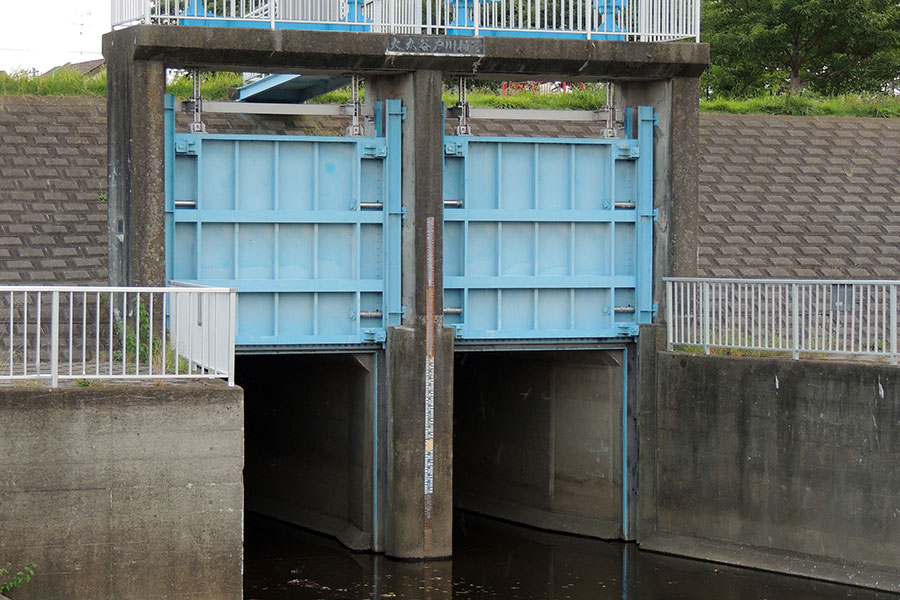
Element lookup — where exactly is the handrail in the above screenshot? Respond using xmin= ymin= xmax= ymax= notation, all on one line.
xmin=665 ymin=278 xmax=900 ymax=364
xmin=111 ymin=0 xmax=700 ymax=41
xmin=0 ymin=285 xmax=236 ymax=388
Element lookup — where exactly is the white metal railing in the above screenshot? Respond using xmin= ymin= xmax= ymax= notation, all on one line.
xmin=666 ymin=278 xmax=900 ymax=364
xmin=0 ymin=285 xmax=236 ymax=388
xmin=111 ymin=0 xmax=699 ymax=41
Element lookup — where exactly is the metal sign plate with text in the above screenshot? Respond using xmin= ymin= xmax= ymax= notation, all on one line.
xmin=386 ymin=35 xmax=485 ymax=56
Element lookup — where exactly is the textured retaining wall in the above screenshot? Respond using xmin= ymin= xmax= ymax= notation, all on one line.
xmin=698 ymin=114 xmax=900 ymax=279
xmin=642 ymin=352 xmax=900 ymax=592
xmin=0 ymin=97 xmax=108 ymax=284
xmin=0 ymin=381 xmax=244 ymax=600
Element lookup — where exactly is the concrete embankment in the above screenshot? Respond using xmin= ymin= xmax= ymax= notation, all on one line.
xmin=0 ymin=381 xmax=243 ymax=600
xmin=641 ymin=350 xmax=900 ymax=592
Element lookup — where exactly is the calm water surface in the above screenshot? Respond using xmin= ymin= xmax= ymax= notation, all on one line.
xmin=244 ymin=511 xmax=897 ymax=600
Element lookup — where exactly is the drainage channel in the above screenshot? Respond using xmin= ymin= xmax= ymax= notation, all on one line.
xmin=243 ymin=510 xmax=896 ymax=600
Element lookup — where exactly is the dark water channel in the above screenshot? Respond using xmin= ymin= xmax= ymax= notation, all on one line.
xmin=244 ymin=510 xmax=897 ymax=600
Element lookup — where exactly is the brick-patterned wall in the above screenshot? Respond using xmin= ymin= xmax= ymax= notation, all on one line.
xmin=175 ymin=110 xmax=349 ymax=135
xmin=3 ymin=96 xmax=900 ymax=284
xmin=699 ymin=114 xmax=900 ymax=279
xmin=0 ymin=97 xmax=108 ymax=284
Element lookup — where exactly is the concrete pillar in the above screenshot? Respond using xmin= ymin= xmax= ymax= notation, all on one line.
xmin=368 ymin=71 xmax=455 ymax=559
xmin=616 ymin=77 xmax=701 ymax=296
xmin=104 ymin=39 xmax=166 ymax=287
xmin=616 ymin=78 xmax=700 ymax=544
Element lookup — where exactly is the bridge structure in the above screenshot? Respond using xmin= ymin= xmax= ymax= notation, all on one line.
xmin=103 ymin=12 xmax=707 ymax=563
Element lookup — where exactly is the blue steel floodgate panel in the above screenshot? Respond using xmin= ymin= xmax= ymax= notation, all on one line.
xmin=165 ymin=98 xmax=403 ymax=346
xmin=443 ymin=107 xmax=655 ymax=340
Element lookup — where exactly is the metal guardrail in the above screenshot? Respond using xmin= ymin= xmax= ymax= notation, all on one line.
xmin=665 ymin=278 xmax=900 ymax=364
xmin=0 ymin=285 xmax=236 ymax=388
xmin=112 ymin=0 xmax=699 ymax=41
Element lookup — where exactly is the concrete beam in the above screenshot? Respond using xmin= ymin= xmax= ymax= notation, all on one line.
xmin=103 ymin=26 xmax=708 ymax=80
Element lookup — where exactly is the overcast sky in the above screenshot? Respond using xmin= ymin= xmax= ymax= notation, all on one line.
xmin=0 ymin=1 xmax=110 ymax=73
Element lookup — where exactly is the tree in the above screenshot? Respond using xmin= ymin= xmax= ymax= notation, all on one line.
xmin=702 ymin=0 xmax=900 ymax=97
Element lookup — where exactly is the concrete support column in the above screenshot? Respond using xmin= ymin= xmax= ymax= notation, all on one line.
xmin=616 ymin=77 xmax=701 ymax=295
xmin=368 ymin=71 xmax=454 ymax=559
xmin=616 ymin=78 xmax=699 ymax=544
xmin=104 ymin=38 xmax=166 ymax=287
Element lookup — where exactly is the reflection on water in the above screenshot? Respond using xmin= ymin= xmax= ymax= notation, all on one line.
xmin=244 ymin=510 xmax=897 ymax=600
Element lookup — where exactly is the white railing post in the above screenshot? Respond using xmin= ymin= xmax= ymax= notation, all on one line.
xmin=144 ymin=0 xmax=152 ymax=23
xmin=586 ymin=0 xmax=592 ymax=39
xmin=473 ymin=0 xmax=480 ymax=35
xmin=693 ymin=0 xmax=700 ymax=41
xmin=665 ymin=280 xmax=673 ymax=350
xmin=50 ymin=291 xmax=59 ymax=388
xmin=228 ymin=289 xmax=237 ymax=386
xmin=270 ymin=0 xmax=276 ymax=28
xmin=791 ymin=283 xmax=799 ymax=359
xmin=701 ymin=281 xmax=710 ymax=354
xmin=891 ymin=284 xmax=897 ymax=365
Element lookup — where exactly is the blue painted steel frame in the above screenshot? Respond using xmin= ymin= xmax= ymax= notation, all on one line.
xmin=442 ymin=109 xmax=655 ymax=341
xmin=164 ymin=95 xmax=403 ymax=347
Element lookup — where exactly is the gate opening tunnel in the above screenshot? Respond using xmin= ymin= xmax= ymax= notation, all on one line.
xmin=453 ymin=349 xmax=630 ymax=540
xmin=238 ymin=347 xmax=632 ymax=554
xmin=237 ymin=353 xmax=378 ymax=551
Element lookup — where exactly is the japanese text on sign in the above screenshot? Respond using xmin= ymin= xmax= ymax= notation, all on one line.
xmin=386 ymin=35 xmax=485 ymax=56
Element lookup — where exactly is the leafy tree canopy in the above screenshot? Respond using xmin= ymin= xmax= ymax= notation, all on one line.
xmin=702 ymin=0 xmax=900 ymax=97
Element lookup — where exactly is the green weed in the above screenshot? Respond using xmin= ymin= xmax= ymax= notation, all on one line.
xmin=0 ymin=563 xmax=36 ymax=595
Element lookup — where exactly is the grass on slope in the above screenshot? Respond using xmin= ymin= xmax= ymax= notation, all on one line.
xmin=700 ymin=93 xmax=900 ymax=118
xmin=3 ymin=69 xmax=900 ymax=117
xmin=0 ymin=69 xmax=108 ymax=97
xmin=0 ymin=69 xmax=242 ymax=100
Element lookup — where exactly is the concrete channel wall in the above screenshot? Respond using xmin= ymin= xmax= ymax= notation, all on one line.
xmin=641 ymin=350 xmax=900 ymax=592
xmin=0 ymin=382 xmax=244 ymax=600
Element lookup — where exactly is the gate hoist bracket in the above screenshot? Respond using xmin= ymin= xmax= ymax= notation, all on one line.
xmin=361 ymin=142 xmax=387 ymax=158
xmin=362 ymin=329 xmax=387 ymax=342
xmin=616 ymin=143 xmax=640 ymax=159
xmin=174 ymin=137 xmax=199 ymax=155
xmin=444 ymin=141 xmax=465 ymax=156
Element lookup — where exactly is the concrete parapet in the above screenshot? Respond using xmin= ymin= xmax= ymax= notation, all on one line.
xmin=642 ymin=353 xmax=900 ymax=592
xmin=0 ymin=381 xmax=243 ymax=600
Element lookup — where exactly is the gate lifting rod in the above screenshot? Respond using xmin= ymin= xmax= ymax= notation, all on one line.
xmin=189 ymin=68 xmax=206 ymax=134
xmin=602 ymin=81 xmax=616 ymax=139
xmin=455 ymin=77 xmax=472 ymax=136
xmin=346 ymin=74 xmax=364 ymax=137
